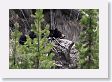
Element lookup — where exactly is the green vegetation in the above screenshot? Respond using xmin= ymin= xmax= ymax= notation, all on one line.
xmin=9 ymin=10 xmax=55 ymax=69
xmin=75 ymin=9 xmax=99 ymax=69
xmin=9 ymin=9 xmax=99 ymax=69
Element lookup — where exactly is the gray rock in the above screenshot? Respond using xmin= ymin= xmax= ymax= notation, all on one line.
xmin=52 ymin=38 xmax=79 ymax=69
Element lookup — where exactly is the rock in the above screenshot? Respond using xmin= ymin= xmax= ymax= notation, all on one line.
xmin=52 ymin=38 xmax=79 ymax=69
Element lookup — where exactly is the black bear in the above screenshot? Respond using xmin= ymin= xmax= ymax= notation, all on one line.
xmin=29 ymin=31 xmax=37 ymax=44
xmin=49 ymin=28 xmax=65 ymax=39
xmin=19 ymin=34 xmax=27 ymax=45
xmin=19 ymin=31 xmax=36 ymax=45
xmin=19 ymin=28 xmax=65 ymax=45
xmin=29 ymin=31 xmax=37 ymax=40
xmin=29 ymin=28 xmax=64 ymax=40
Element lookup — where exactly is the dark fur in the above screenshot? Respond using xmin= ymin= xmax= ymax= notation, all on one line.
xmin=49 ymin=28 xmax=62 ymax=38
xmin=19 ymin=34 xmax=27 ymax=45
xmin=29 ymin=31 xmax=36 ymax=40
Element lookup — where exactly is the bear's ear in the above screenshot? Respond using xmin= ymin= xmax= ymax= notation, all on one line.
xmin=54 ymin=28 xmax=58 ymax=31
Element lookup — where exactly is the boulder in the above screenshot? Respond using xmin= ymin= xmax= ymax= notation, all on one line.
xmin=52 ymin=38 xmax=79 ymax=69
